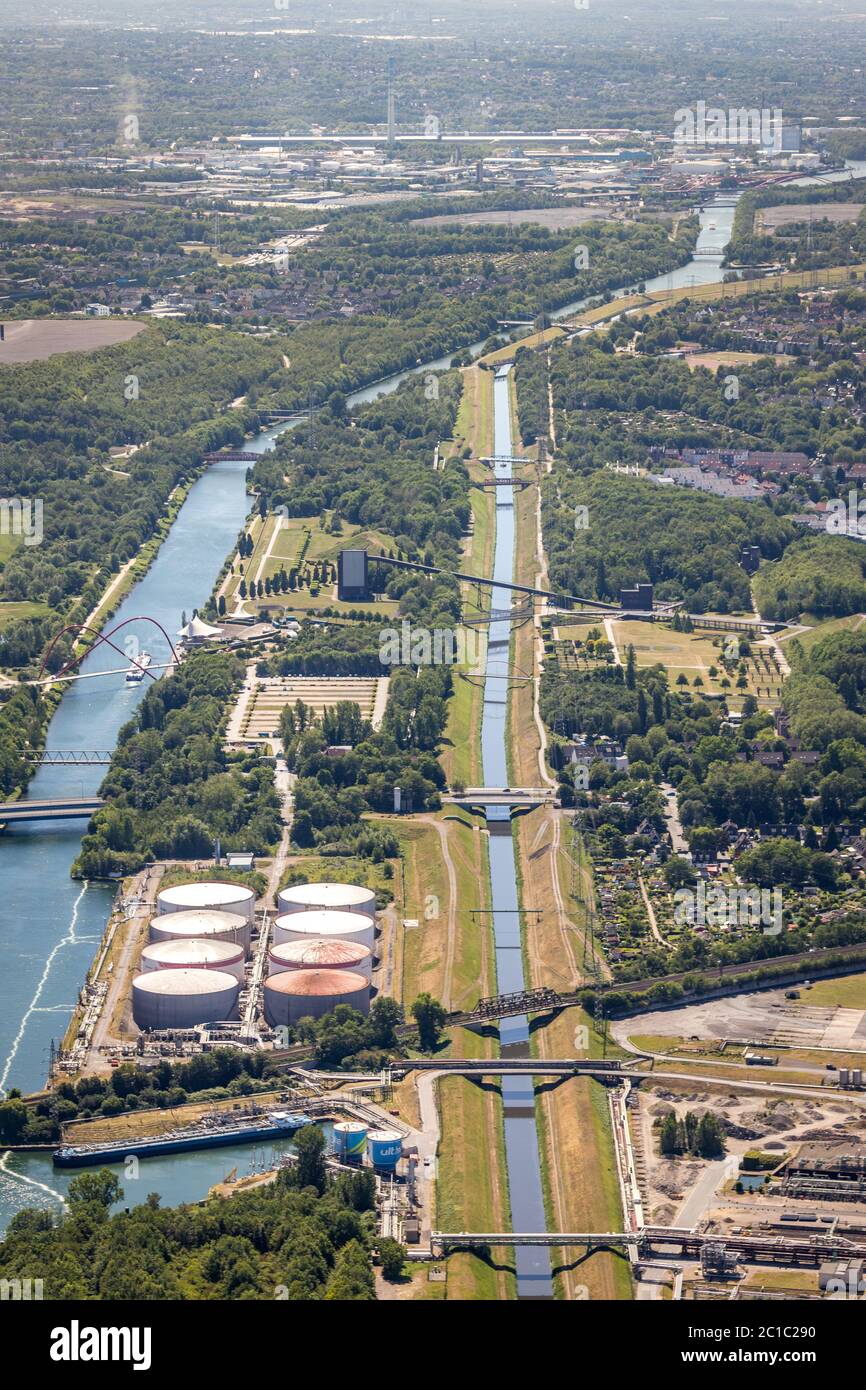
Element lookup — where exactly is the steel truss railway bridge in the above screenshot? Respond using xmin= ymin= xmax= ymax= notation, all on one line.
xmin=18 ymin=750 xmax=113 ymax=766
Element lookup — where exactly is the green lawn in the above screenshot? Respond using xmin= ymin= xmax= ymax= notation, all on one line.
xmin=0 ymin=600 xmax=51 ymax=630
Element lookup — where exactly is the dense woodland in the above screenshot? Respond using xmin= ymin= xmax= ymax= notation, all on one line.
xmin=0 ymin=1148 xmax=380 ymax=1299
xmin=541 ymin=470 xmax=791 ymax=613
xmin=73 ymin=651 xmax=282 ymax=877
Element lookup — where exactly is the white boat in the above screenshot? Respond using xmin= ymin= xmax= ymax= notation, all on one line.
xmin=125 ymin=651 xmax=152 ymax=684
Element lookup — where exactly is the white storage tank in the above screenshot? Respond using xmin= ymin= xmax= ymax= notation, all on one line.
xmin=140 ymin=938 xmax=246 ymax=983
xmin=268 ymin=937 xmax=373 ymax=982
xmin=148 ymin=908 xmax=251 ymax=958
xmin=277 ymin=881 xmax=376 ymax=920
xmin=132 ymin=969 xmax=239 ymax=1030
xmin=263 ymin=968 xmax=370 ymax=1027
xmin=157 ymin=881 xmax=256 ymax=922
xmin=273 ymin=908 xmax=375 ymax=952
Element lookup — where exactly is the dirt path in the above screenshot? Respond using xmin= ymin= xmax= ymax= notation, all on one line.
xmin=639 ymin=873 xmax=670 ymax=949
xmin=416 ymin=814 xmax=459 ymax=1009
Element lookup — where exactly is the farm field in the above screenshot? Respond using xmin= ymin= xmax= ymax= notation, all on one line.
xmin=756 ymin=202 xmax=864 ymax=233
xmin=0 ymin=317 xmax=145 ymax=363
xmin=684 ymin=350 xmax=791 ymax=371
xmin=413 ymin=206 xmax=617 ymax=230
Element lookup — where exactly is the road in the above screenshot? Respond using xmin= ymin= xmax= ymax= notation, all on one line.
xmin=661 ymin=781 xmax=689 ymax=855
xmin=674 ymin=1154 xmax=739 ymax=1228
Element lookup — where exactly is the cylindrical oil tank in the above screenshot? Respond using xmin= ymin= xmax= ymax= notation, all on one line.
xmin=132 ymin=969 xmax=239 ymax=1030
xmin=840 ymin=1069 xmax=851 ymax=1087
xmin=148 ymin=908 xmax=251 ymax=958
xmin=333 ymin=1121 xmax=368 ymax=1160
xmin=272 ymin=908 xmax=375 ymax=952
xmin=853 ymin=1069 xmax=863 ymax=1088
xmin=140 ymin=938 xmax=246 ymax=983
xmin=263 ymin=968 xmax=369 ymax=1027
xmin=277 ymin=881 xmax=376 ymax=920
xmin=368 ymin=1130 xmax=403 ymax=1171
xmin=157 ymin=881 xmax=256 ymax=922
xmin=267 ymin=937 xmax=373 ymax=982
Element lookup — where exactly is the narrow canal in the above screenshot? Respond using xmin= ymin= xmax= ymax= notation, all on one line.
xmin=483 ymin=366 xmax=554 ymax=1298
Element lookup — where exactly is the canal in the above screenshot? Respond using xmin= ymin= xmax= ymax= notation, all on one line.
xmin=0 ymin=193 xmax=738 ymax=1233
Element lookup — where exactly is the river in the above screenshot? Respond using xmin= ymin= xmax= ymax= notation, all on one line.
xmin=0 ymin=191 xmax=738 ymax=1235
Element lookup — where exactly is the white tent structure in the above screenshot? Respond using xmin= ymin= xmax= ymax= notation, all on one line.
xmin=177 ymin=614 xmax=223 ymax=644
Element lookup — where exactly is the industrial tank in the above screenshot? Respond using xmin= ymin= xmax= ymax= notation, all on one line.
xmin=277 ymin=882 xmax=377 ymax=920
xmin=368 ymin=1130 xmax=403 ymax=1171
xmin=262 ymin=968 xmax=370 ymax=1027
xmin=267 ymin=937 xmax=373 ymax=982
xmin=333 ymin=1121 xmax=368 ymax=1160
xmin=140 ymin=938 xmax=246 ymax=983
xmin=148 ymin=907 xmax=251 ymax=958
xmin=132 ymin=968 xmax=239 ymax=1030
xmin=272 ymin=908 xmax=375 ymax=952
xmin=157 ymin=881 xmax=256 ymax=923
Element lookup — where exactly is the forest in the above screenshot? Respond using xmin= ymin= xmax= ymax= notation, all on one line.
xmin=540 ymin=470 xmax=791 ymax=614
xmin=753 ymin=535 xmax=866 ymax=622
xmin=72 ymin=651 xmax=283 ymax=878
xmin=0 ymin=1145 xmax=381 ymax=1299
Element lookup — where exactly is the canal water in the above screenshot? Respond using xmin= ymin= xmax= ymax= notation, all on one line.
xmin=482 ymin=367 xmax=553 ymax=1298
xmin=0 ymin=191 xmax=742 ymax=1233
xmin=0 ymin=1123 xmax=335 ymax=1228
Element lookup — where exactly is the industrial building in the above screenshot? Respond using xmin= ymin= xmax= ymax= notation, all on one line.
xmin=267 ymin=936 xmax=373 ymax=981
xmin=262 ymin=967 xmax=370 ymax=1026
xmin=276 ymin=881 xmax=377 ymax=919
xmin=132 ymin=968 xmax=240 ymax=1030
xmin=273 ymin=908 xmax=376 ymax=952
xmin=148 ymin=907 xmax=252 ymax=957
xmin=157 ymin=881 xmax=256 ymax=922
xmin=140 ymin=938 xmax=246 ymax=983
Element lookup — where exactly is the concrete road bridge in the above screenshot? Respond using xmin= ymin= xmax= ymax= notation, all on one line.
xmin=442 ymin=786 xmax=558 ymax=808
xmin=0 ymin=796 xmax=104 ymax=823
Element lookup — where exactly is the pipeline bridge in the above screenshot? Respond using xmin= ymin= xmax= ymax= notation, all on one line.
xmin=430 ymin=1226 xmax=866 ymax=1265
xmin=0 ymin=796 xmax=105 ymax=823
xmin=393 ymin=1058 xmax=634 ymax=1078
xmin=473 ymin=476 xmax=530 ymax=490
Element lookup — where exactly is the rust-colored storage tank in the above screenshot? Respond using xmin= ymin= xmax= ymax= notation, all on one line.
xmin=263 ymin=968 xmax=370 ymax=1026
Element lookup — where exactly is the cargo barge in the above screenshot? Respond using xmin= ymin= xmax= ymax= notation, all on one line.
xmin=53 ymin=1110 xmax=314 ymax=1168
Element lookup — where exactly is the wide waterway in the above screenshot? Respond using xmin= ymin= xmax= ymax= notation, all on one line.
xmin=0 ymin=192 xmax=739 ymax=1233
